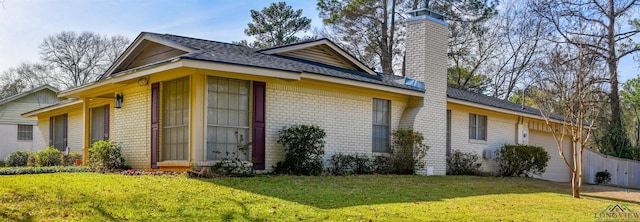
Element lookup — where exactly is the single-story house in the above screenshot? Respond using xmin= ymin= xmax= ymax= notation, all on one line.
xmin=22 ymin=8 xmax=573 ymax=181
xmin=0 ymin=84 xmax=61 ymax=160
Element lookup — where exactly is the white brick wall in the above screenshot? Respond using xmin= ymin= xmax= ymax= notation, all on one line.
xmin=33 ymin=111 xmax=83 ymax=154
xmin=35 ymin=117 xmax=48 ymax=150
xmin=448 ymin=106 xmax=518 ymax=173
xmin=112 ymin=84 xmax=151 ymax=169
xmin=405 ymin=13 xmax=449 ymax=175
xmin=264 ymin=81 xmax=407 ymax=170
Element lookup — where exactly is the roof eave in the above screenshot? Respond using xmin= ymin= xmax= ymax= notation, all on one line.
xmin=21 ymin=99 xmax=83 ymax=118
xmin=447 ymin=97 xmax=564 ymax=124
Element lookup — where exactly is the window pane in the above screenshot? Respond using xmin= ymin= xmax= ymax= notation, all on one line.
xmin=54 ymin=115 xmax=65 ymax=150
xmin=91 ymin=107 xmax=105 ymax=144
xmin=161 ymin=77 xmax=189 ymax=161
xmin=17 ymin=125 xmax=33 ymax=141
xmin=479 ymin=115 xmax=487 ymax=140
xmin=372 ymin=98 xmax=390 ymax=153
xmin=206 ymin=76 xmax=250 ymax=160
xmin=469 ymin=114 xmax=477 ymax=139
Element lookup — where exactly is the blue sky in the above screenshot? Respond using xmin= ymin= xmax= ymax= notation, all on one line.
xmin=0 ymin=0 xmax=638 ymax=83
xmin=0 ymin=0 xmax=321 ymax=71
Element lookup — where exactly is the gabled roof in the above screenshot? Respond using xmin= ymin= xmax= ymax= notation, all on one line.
xmin=259 ymin=38 xmax=377 ymax=75
xmin=21 ymin=98 xmax=82 ymax=118
xmin=99 ymin=32 xmax=421 ymax=92
xmin=0 ymin=84 xmax=59 ymax=106
xmin=447 ymin=86 xmax=564 ymax=121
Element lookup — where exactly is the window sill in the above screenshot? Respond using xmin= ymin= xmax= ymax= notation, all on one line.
xmin=16 ymin=140 xmax=33 ymax=142
xmin=157 ymin=161 xmax=191 ymax=167
xmin=195 ymin=160 xmax=253 ymax=167
xmin=468 ymin=139 xmax=487 ymax=144
xmin=372 ymin=152 xmax=391 ymax=157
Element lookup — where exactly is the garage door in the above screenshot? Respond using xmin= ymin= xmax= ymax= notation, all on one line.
xmin=529 ymin=130 xmax=572 ymax=182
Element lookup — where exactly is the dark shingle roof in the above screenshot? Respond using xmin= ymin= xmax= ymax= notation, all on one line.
xmin=447 ymin=86 xmax=564 ymax=121
xmin=116 ymin=33 xmax=422 ymax=92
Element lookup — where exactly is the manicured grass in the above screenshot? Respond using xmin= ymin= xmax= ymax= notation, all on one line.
xmin=0 ymin=174 xmax=637 ymax=221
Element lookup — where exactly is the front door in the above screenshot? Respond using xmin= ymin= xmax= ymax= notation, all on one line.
xmin=90 ymin=105 xmax=110 ymax=145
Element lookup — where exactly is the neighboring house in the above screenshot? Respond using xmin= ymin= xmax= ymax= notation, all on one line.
xmin=22 ymin=9 xmax=573 ymax=182
xmin=0 ymin=85 xmax=60 ymax=160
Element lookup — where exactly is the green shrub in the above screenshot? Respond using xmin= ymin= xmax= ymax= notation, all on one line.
xmin=447 ymin=150 xmax=482 ymax=175
xmin=495 ymin=144 xmax=550 ymax=177
xmin=328 ymin=153 xmax=354 ymax=175
xmin=0 ymin=161 xmax=5 ymax=167
xmin=62 ymin=151 xmax=83 ymax=166
xmin=371 ymin=155 xmax=391 ymax=174
xmin=0 ymin=166 xmax=91 ymax=175
xmin=35 ymin=147 xmax=62 ymax=167
xmin=5 ymin=150 xmax=32 ymax=167
xmin=328 ymin=153 xmax=374 ymax=175
xmin=89 ymin=140 xmax=125 ymax=173
xmin=595 ymin=170 xmax=611 ymax=184
xmin=274 ymin=125 xmax=326 ymax=176
xmin=388 ymin=129 xmax=429 ymax=174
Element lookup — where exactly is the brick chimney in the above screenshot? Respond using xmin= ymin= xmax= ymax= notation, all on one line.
xmin=404 ymin=8 xmax=448 ymax=175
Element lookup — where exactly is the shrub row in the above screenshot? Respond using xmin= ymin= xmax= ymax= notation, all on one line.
xmin=328 ymin=153 xmax=390 ymax=175
xmin=0 ymin=166 xmax=92 ymax=175
xmin=5 ymin=148 xmax=82 ymax=167
xmin=446 ymin=144 xmax=550 ymax=177
xmin=4 ymin=139 xmax=126 ymax=173
xmin=273 ymin=125 xmax=430 ymax=176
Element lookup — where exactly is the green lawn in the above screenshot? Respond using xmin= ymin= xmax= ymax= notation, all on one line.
xmin=0 ymin=174 xmax=637 ymax=221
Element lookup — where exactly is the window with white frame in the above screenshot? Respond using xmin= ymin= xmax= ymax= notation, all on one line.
xmin=206 ymin=76 xmax=250 ymax=161
xmin=372 ymin=98 xmax=390 ymax=152
xmin=469 ymin=113 xmax=487 ymax=141
xmin=17 ymin=125 xmax=33 ymax=141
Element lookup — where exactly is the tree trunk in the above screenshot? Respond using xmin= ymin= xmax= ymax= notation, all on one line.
xmin=607 ymin=0 xmax=623 ymax=153
xmin=572 ymin=172 xmax=580 ymax=198
xmin=380 ymin=0 xmax=393 ymax=74
xmin=573 ymin=140 xmax=581 ymax=198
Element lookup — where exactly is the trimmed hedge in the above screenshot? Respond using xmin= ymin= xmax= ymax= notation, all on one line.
xmin=0 ymin=166 xmax=92 ymax=175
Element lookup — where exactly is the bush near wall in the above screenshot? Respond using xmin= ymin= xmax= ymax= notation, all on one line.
xmin=388 ymin=129 xmax=429 ymax=175
xmin=35 ymin=147 xmax=62 ymax=167
xmin=447 ymin=150 xmax=482 ymax=175
xmin=595 ymin=170 xmax=611 ymax=184
xmin=495 ymin=144 xmax=550 ymax=177
xmin=328 ymin=153 xmax=376 ymax=175
xmin=274 ymin=125 xmax=326 ymax=176
xmin=89 ymin=140 xmax=126 ymax=173
xmin=5 ymin=150 xmax=32 ymax=167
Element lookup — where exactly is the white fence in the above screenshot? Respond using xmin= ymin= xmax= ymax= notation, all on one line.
xmin=583 ymin=148 xmax=640 ymax=188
